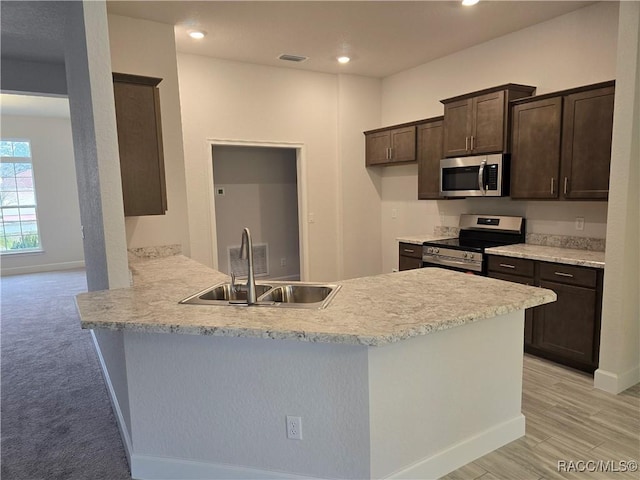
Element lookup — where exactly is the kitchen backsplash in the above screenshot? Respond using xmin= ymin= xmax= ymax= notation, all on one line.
xmin=525 ymin=234 xmax=605 ymax=252
xmin=128 ymin=244 xmax=182 ymax=262
xmin=432 ymin=227 xmax=605 ymax=252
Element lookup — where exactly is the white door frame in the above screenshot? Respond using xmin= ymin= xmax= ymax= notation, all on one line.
xmin=205 ymin=139 xmax=309 ymax=281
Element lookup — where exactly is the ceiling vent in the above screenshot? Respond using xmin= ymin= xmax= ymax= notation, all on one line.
xmin=278 ymin=54 xmax=308 ymax=63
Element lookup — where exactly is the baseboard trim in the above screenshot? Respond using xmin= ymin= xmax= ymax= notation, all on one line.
xmin=131 ymin=454 xmax=321 ymax=480
xmin=594 ymin=365 xmax=640 ymax=394
xmin=90 ymin=330 xmax=133 ymax=467
xmin=386 ymin=414 xmax=526 ymax=480
xmin=0 ymin=260 xmax=85 ymax=276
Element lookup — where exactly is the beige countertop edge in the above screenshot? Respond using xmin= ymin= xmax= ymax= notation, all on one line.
xmin=485 ymin=245 xmax=605 ymax=269
xmin=397 ymin=235 xmax=449 ymax=245
xmin=76 ymin=256 xmax=556 ymax=346
xmin=78 ymin=291 xmax=554 ymax=347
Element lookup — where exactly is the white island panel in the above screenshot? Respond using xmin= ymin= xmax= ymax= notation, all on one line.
xmin=368 ymin=311 xmax=524 ymax=479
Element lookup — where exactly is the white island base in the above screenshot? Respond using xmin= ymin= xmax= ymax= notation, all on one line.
xmin=97 ymin=310 xmax=525 ymax=480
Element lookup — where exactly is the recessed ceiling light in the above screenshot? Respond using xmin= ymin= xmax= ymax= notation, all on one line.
xmin=337 ymin=56 xmax=351 ymax=64
xmin=462 ymin=0 xmax=480 ymax=5
xmin=188 ymin=30 xmax=207 ymax=39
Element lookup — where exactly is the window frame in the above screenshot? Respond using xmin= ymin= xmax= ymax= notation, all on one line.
xmin=0 ymin=138 xmax=44 ymax=255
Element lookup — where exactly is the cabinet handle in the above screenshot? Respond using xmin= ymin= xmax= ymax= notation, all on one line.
xmin=470 ymin=135 xmax=475 ymax=150
xmin=390 ymin=147 xmax=393 ymax=159
xmin=465 ymin=136 xmax=469 ymax=151
xmin=499 ymin=263 xmax=516 ymax=269
xmin=554 ymin=271 xmax=574 ymax=278
xmin=550 ymin=177 xmax=555 ymax=195
xmin=564 ymin=177 xmax=569 ymax=195
xmin=386 ymin=147 xmax=391 ymax=160
xmin=403 ymin=249 xmax=415 ymax=253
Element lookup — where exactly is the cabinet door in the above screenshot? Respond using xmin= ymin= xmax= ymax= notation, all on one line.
xmin=417 ymin=120 xmax=444 ymax=199
xmin=487 ymin=271 xmax=535 ymax=347
xmin=561 ymin=86 xmax=615 ymax=200
xmin=399 ymin=256 xmax=423 ymax=271
xmin=365 ymin=131 xmax=392 ymax=166
xmin=534 ymin=280 xmax=597 ymax=366
xmin=443 ymin=99 xmax=472 ymax=157
xmin=390 ymin=126 xmax=416 ymax=163
xmin=113 ymin=79 xmax=167 ymax=216
xmin=471 ymin=90 xmax=505 ymax=154
xmin=510 ymin=97 xmax=562 ymax=199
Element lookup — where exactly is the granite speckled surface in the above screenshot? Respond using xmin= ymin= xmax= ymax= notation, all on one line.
xmin=76 ymin=255 xmax=555 ymax=346
xmin=396 ymin=234 xmax=448 ymax=245
xmin=525 ymin=234 xmax=605 ymax=252
xmin=128 ymin=244 xmax=182 ymax=261
xmin=485 ymin=244 xmax=605 ymax=269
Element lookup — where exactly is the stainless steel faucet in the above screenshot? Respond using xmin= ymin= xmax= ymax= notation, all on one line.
xmin=239 ymin=227 xmax=257 ymax=305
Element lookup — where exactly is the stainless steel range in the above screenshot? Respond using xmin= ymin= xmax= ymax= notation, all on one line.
xmin=422 ymin=214 xmax=525 ymax=275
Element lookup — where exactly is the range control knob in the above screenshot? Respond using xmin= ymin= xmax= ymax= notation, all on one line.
xmin=433 ymin=248 xmax=439 ymax=253
xmin=468 ymin=253 xmax=474 ymax=259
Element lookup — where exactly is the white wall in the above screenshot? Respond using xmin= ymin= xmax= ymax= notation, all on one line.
xmin=179 ymin=55 xmax=345 ymax=282
xmin=107 ymin=14 xmax=191 ymax=256
xmin=0 ymin=114 xmax=84 ymax=275
xmin=65 ymin=0 xmax=129 ymax=291
xmin=213 ymin=145 xmax=300 ymax=280
xmin=596 ymin=1 xmax=640 ymax=394
xmin=0 ymin=58 xmax=67 ymax=96
xmin=378 ymin=1 xmax=619 ymax=272
xmin=338 ymin=75 xmax=384 ymax=280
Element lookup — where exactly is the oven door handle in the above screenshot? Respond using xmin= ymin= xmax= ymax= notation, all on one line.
xmin=423 ymin=255 xmax=482 ymax=273
xmin=478 ymin=159 xmax=487 ymax=196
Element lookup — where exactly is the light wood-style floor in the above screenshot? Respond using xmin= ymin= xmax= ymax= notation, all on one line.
xmin=442 ymin=354 xmax=640 ymax=480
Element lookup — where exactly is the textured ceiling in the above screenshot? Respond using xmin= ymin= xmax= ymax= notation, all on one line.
xmin=106 ymin=1 xmax=595 ymax=78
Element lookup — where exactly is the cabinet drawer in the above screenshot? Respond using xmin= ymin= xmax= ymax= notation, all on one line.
xmin=399 ymin=243 xmax=422 ymax=259
xmin=487 ymin=256 xmax=534 ymax=277
xmin=539 ymin=262 xmax=597 ymax=288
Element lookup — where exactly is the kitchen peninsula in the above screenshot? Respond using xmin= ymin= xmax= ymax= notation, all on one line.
xmin=76 ymin=255 xmax=555 ymax=480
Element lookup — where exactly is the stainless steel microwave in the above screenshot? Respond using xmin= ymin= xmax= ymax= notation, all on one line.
xmin=440 ymin=154 xmax=509 ymax=197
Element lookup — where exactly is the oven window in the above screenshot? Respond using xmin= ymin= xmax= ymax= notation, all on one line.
xmin=442 ymin=166 xmax=480 ymax=191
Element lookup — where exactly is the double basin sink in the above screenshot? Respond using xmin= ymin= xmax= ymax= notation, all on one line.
xmin=179 ymin=280 xmax=341 ymax=309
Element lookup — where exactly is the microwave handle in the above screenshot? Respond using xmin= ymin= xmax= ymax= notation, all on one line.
xmin=478 ymin=159 xmax=486 ymax=195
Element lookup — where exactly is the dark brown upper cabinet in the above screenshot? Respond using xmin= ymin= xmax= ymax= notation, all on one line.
xmin=417 ymin=117 xmax=444 ymax=199
xmin=441 ymin=84 xmax=536 ymax=158
xmin=365 ymin=123 xmax=417 ymax=166
xmin=113 ymin=72 xmax=168 ymax=216
xmin=510 ymin=81 xmax=615 ymax=201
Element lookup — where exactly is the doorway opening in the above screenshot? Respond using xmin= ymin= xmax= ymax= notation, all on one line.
xmin=209 ymin=141 xmax=307 ymax=281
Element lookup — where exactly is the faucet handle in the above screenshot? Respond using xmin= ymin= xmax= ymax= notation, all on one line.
xmin=230 ymin=272 xmax=237 ymax=292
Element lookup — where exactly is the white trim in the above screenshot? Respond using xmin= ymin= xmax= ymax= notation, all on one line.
xmin=130 ymin=454 xmax=322 ymax=480
xmin=90 ymin=330 xmax=133 ymax=468
xmin=207 ymin=139 xmax=308 ymax=281
xmin=0 ymin=260 xmax=84 ymax=275
xmin=594 ymin=365 xmax=640 ymax=394
xmin=0 ymin=248 xmax=45 ymax=256
xmin=386 ymin=415 xmax=526 ymax=480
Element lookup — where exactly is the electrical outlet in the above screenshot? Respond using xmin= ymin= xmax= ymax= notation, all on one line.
xmin=308 ymin=213 xmax=315 ymax=224
xmin=280 ymin=258 xmax=287 ymax=268
xmin=286 ymin=416 xmax=302 ymax=440
xmin=391 ymin=209 xmax=398 ymax=219
xmin=575 ymin=217 xmax=585 ymax=231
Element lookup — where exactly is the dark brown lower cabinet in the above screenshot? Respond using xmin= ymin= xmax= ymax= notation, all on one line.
xmin=488 ymin=255 xmax=603 ymax=373
xmin=398 ymin=243 xmax=423 ymax=271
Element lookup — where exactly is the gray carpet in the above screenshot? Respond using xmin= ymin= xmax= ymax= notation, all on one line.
xmin=1 ymin=269 xmax=131 ymax=480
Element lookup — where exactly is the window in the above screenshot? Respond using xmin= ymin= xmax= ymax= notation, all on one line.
xmin=0 ymin=140 xmax=42 ymax=253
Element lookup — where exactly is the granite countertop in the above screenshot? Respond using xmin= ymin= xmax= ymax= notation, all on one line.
xmin=75 ymin=255 xmax=555 ymax=346
xmin=485 ymin=244 xmax=605 ymax=269
xmin=397 ymin=234 xmax=450 ymax=245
